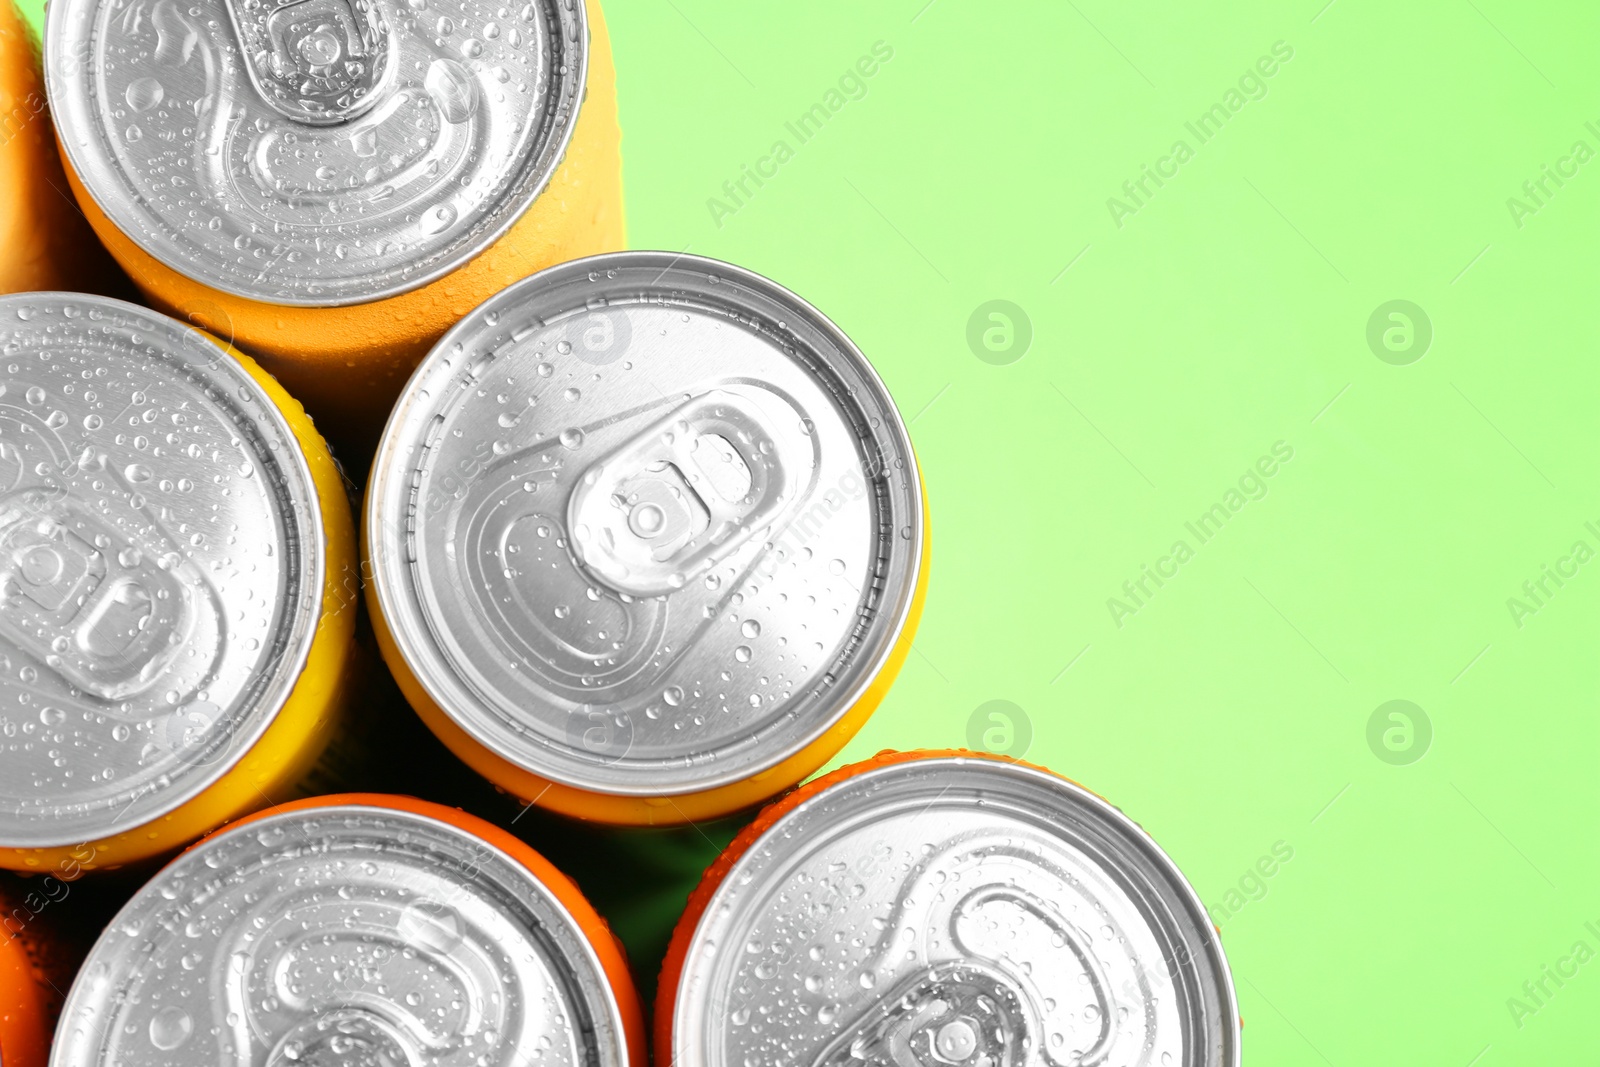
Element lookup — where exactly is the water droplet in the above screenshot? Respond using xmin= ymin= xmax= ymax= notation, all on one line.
xmin=559 ymin=428 xmax=584 ymax=449
xmin=397 ymin=899 xmax=464 ymax=953
xmin=420 ymin=203 xmax=458 ymax=234
xmin=148 ymin=1006 xmax=192 ymax=1050
xmin=125 ymin=77 xmax=164 ymax=111
xmin=425 ymin=58 xmax=479 ymax=123
xmin=663 ymin=686 xmax=683 ymax=706
xmin=741 ymin=620 xmax=761 ymax=639
xmin=125 ymin=463 xmax=153 ymax=483
xmin=734 ymin=645 xmax=752 ymax=663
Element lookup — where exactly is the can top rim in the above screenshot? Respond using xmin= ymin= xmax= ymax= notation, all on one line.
xmin=0 ymin=293 xmax=325 ymax=850
xmin=54 ymin=800 xmax=631 ymax=1067
xmin=670 ymin=755 xmax=1242 ymax=1067
xmin=44 ymin=0 xmax=590 ymax=308
xmin=366 ymin=251 xmax=925 ymax=798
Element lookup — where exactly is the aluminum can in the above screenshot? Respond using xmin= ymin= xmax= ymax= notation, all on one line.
xmin=658 ymin=750 xmax=1242 ymax=1067
xmin=0 ymin=292 xmax=357 ymax=873
xmin=0 ymin=0 xmax=120 ymax=295
xmin=45 ymin=0 xmax=624 ymax=450
xmin=51 ymin=793 xmax=645 ymax=1067
xmin=0 ymin=878 xmax=69 ymax=1067
xmin=365 ymin=251 xmax=929 ymax=825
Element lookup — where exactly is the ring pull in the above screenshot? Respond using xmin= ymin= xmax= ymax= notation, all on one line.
xmin=224 ymin=0 xmax=398 ymax=125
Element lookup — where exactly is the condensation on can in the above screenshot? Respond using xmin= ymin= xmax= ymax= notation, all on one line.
xmin=0 ymin=293 xmax=358 ymax=873
xmin=0 ymin=0 xmax=122 ymax=296
xmin=657 ymin=750 xmax=1243 ymax=1067
xmin=52 ymin=794 xmax=645 ymax=1067
xmin=365 ymin=251 xmax=929 ymax=826
xmin=46 ymin=0 xmax=624 ymax=452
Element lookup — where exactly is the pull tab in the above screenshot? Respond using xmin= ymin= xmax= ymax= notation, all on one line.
xmin=225 ymin=0 xmax=397 ymax=126
xmin=0 ymin=486 xmax=197 ymax=700
xmin=811 ymin=961 xmax=1031 ymax=1067
xmin=568 ymin=385 xmax=816 ymax=598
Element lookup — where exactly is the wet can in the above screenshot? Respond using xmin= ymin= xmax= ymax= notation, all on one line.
xmin=364 ymin=251 xmax=929 ymax=826
xmin=52 ymin=793 xmax=645 ymax=1067
xmin=0 ymin=0 xmax=121 ymax=295
xmin=0 ymin=292 xmax=357 ymax=873
xmin=658 ymin=750 xmax=1242 ymax=1067
xmin=45 ymin=0 xmax=624 ymax=453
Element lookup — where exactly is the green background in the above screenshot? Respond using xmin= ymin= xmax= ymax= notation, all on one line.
xmin=20 ymin=0 xmax=1600 ymax=1061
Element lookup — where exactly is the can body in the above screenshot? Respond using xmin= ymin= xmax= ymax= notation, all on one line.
xmin=0 ymin=294 xmax=357 ymax=873
xmin=0 ymin=0 xmax=118 ymax=295
xmin=52 ymin=794 xmax=645 ymax=1067
xmin=657 ymin=750 xmax=1242 ymax=1067
xmin=365 ymin=252 xmax=929 ymax=826
xmin=49 ymin=0 xmax=624 ymax=453
xmin=0 ymin=881 xmax=63 ymax=1067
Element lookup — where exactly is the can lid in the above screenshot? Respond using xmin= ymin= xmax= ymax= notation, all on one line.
xmin=670 ymin=756 xmax=1241 ymax=1067
xmin=368 ymin=252 xmax=924 ymax=799
xmin=0 ymin=294 xmax=323 ymax=850
xmin=45 ymin=0 xmax=588 ymax=307
xmin=53 ymin=801 xmax=631 ymax=1066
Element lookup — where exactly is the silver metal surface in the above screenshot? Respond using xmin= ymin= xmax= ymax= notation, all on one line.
xmin=670 ymin=756 xmax=1241 ymax=1067
xmin=46 ymin=0 xmax=587 ymax=306
xmin=367 ymin=252 xmax=924 ymax=798
xmin=52 ymin=802 xmax=630 ymax=1067
xmin=0 ymin=294 xmax=322 ymax=849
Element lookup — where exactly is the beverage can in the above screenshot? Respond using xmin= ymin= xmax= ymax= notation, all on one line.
xmin=0 ymin=0 xmax=121 ymax=296
xmin=52 ymin=793 xmax=645 ymax=1066
xmin=365 ymin=251 xmax=929 ymax=824
xmin=0 ymin=293 xmax=357 ymax=872
xmin=45 ymin=0 xmax=624 ymax=450
xmin=658 ymin=750 xmax=1242 ymax=1067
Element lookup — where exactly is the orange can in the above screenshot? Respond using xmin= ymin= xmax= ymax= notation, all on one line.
xmin=0 ymin=293 xmax=357 ymax=873
xmin=0 ymin=879 xmax=65 ymax=1067
xmin=365 ymin=253 xmax=929 ymax=826
xmin=0 ymin=0 xmax=119 ymax=295
xmin=46 ymin=0 xmax=623 ymax=451
xmin=53 ymin=793 xmax=646 ymax=1067
xmin=658 ymin=750 xmax=1242 ymax=1067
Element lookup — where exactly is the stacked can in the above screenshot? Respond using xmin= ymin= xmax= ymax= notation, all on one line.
xmin=52 ymin=794 xmax=645 ymax=1066
xmin=46 ymin=0 xmax=625 ymax=450
xmin=0 ymin=293 xmax=357 ymax=873
xmin=659 ymin=751 xmax=1242 ymax=1067
xmin=0 ymin=878 xmax=69 ymax=1067
xmin=364 ymin=251 xmax=930 ymax=825
xmin=0 ymin=0 xmax=120 ymax=295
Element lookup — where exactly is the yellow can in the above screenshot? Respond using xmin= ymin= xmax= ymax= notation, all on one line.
xmin=0 ymin=0 xmax=119 ymax=295
xmin=46 ymin=0 xmax=623 ymax=453
xmin=366 ymin=253 xmax=929 ymax=825
xmin=0 ymin=293 xmax=357 ymax=872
